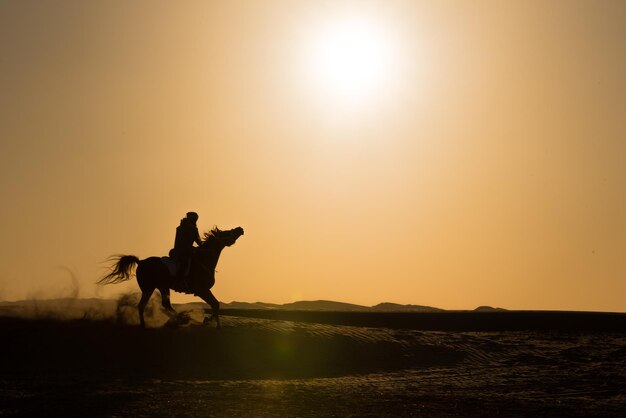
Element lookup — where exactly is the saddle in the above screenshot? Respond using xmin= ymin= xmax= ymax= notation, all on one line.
xmin=160 ymin=257 xmax=192 ymax=278
xmin=161 ymin=257 xmax=194 ymax=294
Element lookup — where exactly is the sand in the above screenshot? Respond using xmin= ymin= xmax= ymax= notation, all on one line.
xmin=1 ymin=301 xmax=625 ymax=417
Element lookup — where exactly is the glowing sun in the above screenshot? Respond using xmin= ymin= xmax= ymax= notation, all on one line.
xmin=306 ymin=18 xmax=397 ymax=106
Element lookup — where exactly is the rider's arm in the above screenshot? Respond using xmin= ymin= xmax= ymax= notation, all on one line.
xmin=194 ymin=228 xmax=202 ymax=246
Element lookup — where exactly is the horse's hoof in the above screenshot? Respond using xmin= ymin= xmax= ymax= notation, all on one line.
xmin=175 ymin=312 xmax=191 ymax=325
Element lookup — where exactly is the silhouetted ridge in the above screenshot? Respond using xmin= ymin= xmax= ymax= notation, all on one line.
xmin=474 ymin=305 xmax=507 ymax=312
xmin=223 ymin=300 xmax=443 ymax=312
xmin=223 ymin=301 xmax=281 ymax=310
xmin=4 ymin=298 xmax=520 ymax=316
xmin=281 ymin=300 xmax=370 ymax=311
xmin=372 ymin=303 xmax=443 ymax=312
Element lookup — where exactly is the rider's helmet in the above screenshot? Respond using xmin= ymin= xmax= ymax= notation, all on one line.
xmin=186 ymin=212 xmax=199 ymax=222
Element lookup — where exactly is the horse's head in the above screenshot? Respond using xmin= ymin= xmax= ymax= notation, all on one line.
xmin=223 ymin=226 xmax=244 ymax=246
xmin=206 ymin=226 xmax=244 ymax=247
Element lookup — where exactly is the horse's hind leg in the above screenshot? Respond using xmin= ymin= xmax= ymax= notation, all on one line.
xmin=197 ymin=290 xmax=221 ymax=329
xmin=159 ymin=288 xmax=178 ymax=322
xmin=138 ymin=287 xmax=154 ymax=329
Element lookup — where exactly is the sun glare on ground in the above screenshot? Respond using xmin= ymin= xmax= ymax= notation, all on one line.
xmin=304 ymin=17 xmax=399 ymax=109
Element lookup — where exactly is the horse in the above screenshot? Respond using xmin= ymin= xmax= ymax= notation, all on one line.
xmin=98 ymin=226 xmax=244 ymax=328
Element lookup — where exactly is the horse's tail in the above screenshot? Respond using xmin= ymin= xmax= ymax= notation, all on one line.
xmin=98 ymin=255 xmax=140 ymax=285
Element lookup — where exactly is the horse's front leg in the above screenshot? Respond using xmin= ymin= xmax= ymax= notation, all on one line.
xmin=198 ymin=290 xmax=221 ymax=329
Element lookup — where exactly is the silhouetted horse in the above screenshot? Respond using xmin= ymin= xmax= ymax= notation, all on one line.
xmin=99 ymin=226 xmax=244 ymax=328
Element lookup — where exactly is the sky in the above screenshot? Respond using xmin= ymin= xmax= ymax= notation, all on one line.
xmin=1 ymin=0 xmax=625 ymax=311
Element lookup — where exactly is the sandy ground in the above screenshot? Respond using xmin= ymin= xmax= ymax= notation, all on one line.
xmin=1 ymin=303 xmax=625 ymax=417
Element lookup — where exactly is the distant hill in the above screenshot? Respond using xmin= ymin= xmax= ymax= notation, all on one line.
xmin=474 ymin=306 xmax=507 ymax=312
xmin=222 ymin=301 xmax=282 ymax=310
xmin=220 ymin=300 xmax=443 ymax=312
xmin=219 ymin=300 xmax=444 ymax=312
xmin=1 ymin=298 xmax=512 ymax=315
xmin=372 ymin=303 xmax=444 ymax=312
xmin=280 ymin=300 xmax=370 ymax=311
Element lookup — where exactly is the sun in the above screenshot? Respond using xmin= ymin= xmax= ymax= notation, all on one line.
xmin=305 ymin=17 xmax=397 ymax=107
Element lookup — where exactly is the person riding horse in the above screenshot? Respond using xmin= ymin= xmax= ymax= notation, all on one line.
xmin=169 ymin=212 xmax=202 ymax=282
xmin=100 ymin=224 xmax=244 ymax=328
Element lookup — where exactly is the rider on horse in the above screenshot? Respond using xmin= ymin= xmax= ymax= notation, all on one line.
xmin=169 ymin=212 xmax=202 ymax=283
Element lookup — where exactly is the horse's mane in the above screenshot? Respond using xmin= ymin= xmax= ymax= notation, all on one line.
xmin=199 ymin=226 xmax=242 ymax=248
xmin=200 ymin=227 xmax=222 ymax=245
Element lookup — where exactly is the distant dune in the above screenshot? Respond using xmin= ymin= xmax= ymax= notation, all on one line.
xmin=1 ymin=297 xmax=624 ymax=332
xmin=0 ymin=298 xmax=446 ymax=316
xmin=221 ymin=301 xmax=282 ymax=310
xmin=371 ymin=302 xmax=444 ymax=312
xmin=225 ymin=299 xmax=444 ymax=312
xmin=474 ymin=305 xmax=507 ymax=312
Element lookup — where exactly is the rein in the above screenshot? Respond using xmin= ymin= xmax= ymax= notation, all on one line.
xmin=193 ymin=229 xmax=241 ymax=276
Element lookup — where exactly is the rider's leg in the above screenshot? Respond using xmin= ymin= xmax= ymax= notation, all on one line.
xmin=174 ymin=253 xmax=191 ymax=290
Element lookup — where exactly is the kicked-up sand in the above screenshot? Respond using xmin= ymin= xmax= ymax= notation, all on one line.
xmin=1 ymin=300 xmax=625 ymax=417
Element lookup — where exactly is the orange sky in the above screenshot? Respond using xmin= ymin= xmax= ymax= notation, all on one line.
xmin=1 ymin=0 xmax=625 ymax=311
